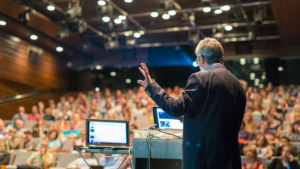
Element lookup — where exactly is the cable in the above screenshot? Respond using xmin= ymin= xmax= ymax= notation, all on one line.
xmin=129 ymin=147 xmax=134 ymax=169
xmin=146 ymin=129 xmax=151 ymax=169
xmin=96 ymin=153 xmax=126 ymax=167
xmin=117 ymin=154 xmax=129 ymax=169
xmin=155 ymin=129 xmax=182 ymax=139
xmin=92 ymin=153 xmax=101 ymax=166
xmin=75 ymin=146 xmax=92 ymax=169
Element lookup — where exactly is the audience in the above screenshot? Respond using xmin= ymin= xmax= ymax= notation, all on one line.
xmin=12 ymin=106 xmax=28 ymax=122
xmin=32 ymin=119 xmax=47 ymax=139
xmin=57 ymin=96 xmax=69 ymax=111
xmin=67 ymin=153 xmax=98 ymax=169
xmin=269 ymin=145 xmax=300 ymax=169
xmin=290 ymin=104 xmax=300 ymax=123
xmin=36 ymin=130 xmax=61 ymax=152
xmin=273 ymin=136 xmax=300 ymax=158
xmin=74 ymin=129 xmax=86 ymax=147
xmin=0 ymin=141 xmax=10 ymax=165
xmin=0 ymin=119 xmax=8 ymax=137
xmin=238 ymin=121 xmax=252 ymax=142
xmin=21 ymin=131 xmax=38 ymax=151
xmin=256 ymin=135 xmax=273 ymax=159
xmin=73 ymin=114 xmax=83 ymax=129
xmin=242 ymin=145 xmax=264 ymax=169
xmin=26 ymin=141 xmax=55 ymax=168
xmin=43 ymin=108 xmax=55 ymax=121
xmin=15 ymin=119 xmax=25 ymax=137
xmin=27 ymin=106 xmax=42 ymax=121
xmin=37 ymin=101 xmax=45 ymax=115
xmin=62 ymin=120 xmax=80 ymax=139
xmin=6 ymin=128 xmax=22 ymax=150
xmin=288 ymin=120 xmax=300 ymax=141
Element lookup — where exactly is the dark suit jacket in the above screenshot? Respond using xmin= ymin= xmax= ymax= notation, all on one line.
xmin=145 ymin=64 xmax=246 ymax=169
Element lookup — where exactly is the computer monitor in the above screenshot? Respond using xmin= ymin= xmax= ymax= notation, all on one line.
xmin=86 ymin=119 xmax=130 ymax=148
xmin=153 ymin=107 xmax=183 ymax=130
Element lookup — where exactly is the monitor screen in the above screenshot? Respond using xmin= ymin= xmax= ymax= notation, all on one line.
xmin=153 ymin=107 xmax=183 ymax=130
xmin=87 ymin=120 xmax=129 ymax=147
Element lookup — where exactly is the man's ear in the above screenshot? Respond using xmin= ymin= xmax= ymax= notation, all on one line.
xmin=199 ymin=54 xmax=205 ymax=65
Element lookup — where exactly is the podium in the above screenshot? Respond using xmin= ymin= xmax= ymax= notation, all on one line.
xmin=132 ymin=138 xmax=182 ymax=169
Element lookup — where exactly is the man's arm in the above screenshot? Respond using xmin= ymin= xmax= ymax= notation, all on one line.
xmin=145 ymin=73 xmax=202 ymax=117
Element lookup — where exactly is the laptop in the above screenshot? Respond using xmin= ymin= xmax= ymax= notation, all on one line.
xmin=86 ymin=119 xmax=130 ymax=150
xmin=153 ymin=106 xmax=183 ymax=130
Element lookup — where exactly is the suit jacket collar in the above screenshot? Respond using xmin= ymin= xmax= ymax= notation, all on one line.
xmin=206 ymin=63 xmax=226 ymax=71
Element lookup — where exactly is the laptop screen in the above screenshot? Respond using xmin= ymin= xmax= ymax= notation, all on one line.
xmin=153 ymin=107 xmax=183 ymax=130
xmin=86 ymin=119 xmax=129 ymax=147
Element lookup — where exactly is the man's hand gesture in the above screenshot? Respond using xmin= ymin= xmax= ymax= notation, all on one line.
xmin=137 ymin=63 xmax=152 ymax=87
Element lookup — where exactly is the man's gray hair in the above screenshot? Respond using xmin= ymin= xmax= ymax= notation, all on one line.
xmin=195 ymin=38 xmax=224 ymax=64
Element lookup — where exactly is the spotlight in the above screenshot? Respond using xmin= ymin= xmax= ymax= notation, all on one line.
xmin=151 ymin=12 xmax=159 ymax=17
xmin=255 ymin=78 xmax=260 ymax=83
xmin=261 ymin=75 xmax=266 ymax=80
xmin=114 ymin=18 xmax=121 ymax=24
xmin=203 ymin=7 xmax=211 ymax=13
xmin=0 ymin=20 xmax=6 ymax=26
xmin=162 ymin=14 xmax=170 ymax=20
xmin=224 ymin=25 xmax=233 ymax=31
xmin=95 ymin=87 xmax=100 ymax=92
xmin=240 ymin=58 xmax=246 ymax=65
xmin=56 ymin=46 xmax=63 ymax=52
xmin=125 ymin=0 xmax=132 ymax=3
xmin=47 ymin=5 xmax=55 ymax=11
xmin=222 ymin=5 xmax=231 ymax=11
xmin=126 ymin=79 xmax=131 ymax=83
xmin=250 ymin=73 xmax=255 ymax=80
xmin=30 ymin=34 xmax=38 ymax=40
xmin=278 ymin=67 xmax=283 ymax=71
xmin=119 ymin=15 xmax=126 ymax=20
xmin=168 ymin=10 xmax=176 ymax=16
xmin=97 ymin=0 xmax=106 ymax=6
xmin=214 ymin=9 xmax=222 ymax=14
xmin=102 ymin=16 xmax=110 ymax=22
xmin=193 ymin=61 xmax=198 ymax=67
xmin=134 ymin=32 xmax=141 ymax=38
xmin=110 ymin=71 xmax=116 ymax=76
xmin=75 ymin=20 xmax=87 ymax=34
xmin=253 ymin=57 xmax=259 ymax=64
xmin=19 ymin=9 xmax=32 ymax=24
xmin=96 ymin=65 xmax=102 ymax=70
xmin=65 ymin=0 xmax=82 ymax=20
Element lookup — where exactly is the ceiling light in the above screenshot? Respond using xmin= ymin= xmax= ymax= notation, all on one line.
xmin=261 ymin=75 xmax=266 ymax=80
xmin=254 ymin=82 xmax=259 ymax=86
xmin=225 ymin=25 xmax=233 ymax=31
xmin=240 ymin=58 xmax=246 ymax=65
xmin=162 ymin=14 xmax=170 ymax=20
xmin=124 ymin=0 xmax=132 ymax=3
xmin=250 ymin=73 xmax=255 ymax=80
xmin=56 ymin=46 xmax=63 ymax=52
xmin=96 ymin=65 xmax=102 ymax=70
xmin=126 ymin=79 xmax=131 ymax=83
xmin=151 ymin=12 xmax=159 ymax=17
xmin=0 ymin=20 xmax=6 ymax=26
xmin=102 ymin=16 xmax=110 ymax=22
xmin=253 ymin=57 xmax=259 ymax=64
xmin=114 ymin=18 xmax=121 ymax=24
xmin=259 ymin=84 xmax=264 ymax=88
xmin=47 ymin=5 xmax=55 ymax=11
xmin=203 ymin=7 xmax=211 ymax=13
xmin=255 ymin=78 xmax=260 ymax=83
xmin=134 ymin=32 xmax=141 ymax=38
xmin=30 ymin=34 xmax=38 ymax=40
xmin=278 ymin=67 xmax=283 ymax=71
xmin=214 ymin=9 xmax=222 ymax=14
xmin=193 ymin=61 xmax=198 ymax=67
xmin=124 ymin=31 xmax=132 ymax=36
xmin=168 ymin=10 xmax=176 ymax=16
xmin=139 ymin=30 xmax=145 ymax=35
xmin=119 ymin=15 xmax=126 ymax=20
xmin=110 ymin=71 xmax=116 ymax=76
xmin=95 ymin=87 xmax=100 ymax=92
xmin=222 ymin=5 xmax=231 ymax=11
xmin=97 ymin=0 xmax=106 ymax=6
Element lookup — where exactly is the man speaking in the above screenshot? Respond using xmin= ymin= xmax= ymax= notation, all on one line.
xmin=137 ymin=38 xmax=246 ymax=169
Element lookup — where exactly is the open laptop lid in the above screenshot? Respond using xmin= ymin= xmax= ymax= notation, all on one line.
xmin=152 ymin=106 xmax=183 ymax=130
xmin=86 ymin=119 xmax=130 ymax=148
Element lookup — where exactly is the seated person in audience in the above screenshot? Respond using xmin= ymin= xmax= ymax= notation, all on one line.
xmin=244 ymin=111 xmax=256 ymax=134
xmin=0 ymin=119 xmax=8 ymax=137
xmin=26 ymin=141 xmax=56 ymax=168
xmin=239 ymin=121 xmax=252 ymax=142
xmin=58 ymin=118 xmax=70 ymax=130
xmin=269 ymin=145 xmax=300 ymax=169
xmin=15 ymin=118 xmax=26 ymax=137
xmin=12 ymin=106 xmax=28 ymax=122
xmin=62 ymin=120 xmax=80 ymax=139
xmin=21 ymin=131 xmax=38 ymax=151
xmin=267 ymin=114 xmax=282 ymax=138
xmin=99 ymin=154 xmax=129 ymax=169
xmin=6 ymin=128 xmax=22 ymax=150
xmin=35 ymin=130 xmax=61 ymax=152
xmin=73 ymin=114 xmax=83 ymax=129
xmin=242 ymin=145 xmax=264 ymax=169
xmin=50 ymin=124 xmax=63 ymax=139
xmin=32 ymin=119 xmax=47 ymax=139
xmin=67 ymin=153 xmax=98 ymax=169
xmin=59 ymin=108 xmax=71 ymax=121
xmin=285 ymin=113 xmax=300 ymax=131
xmin=132 ymin=101 xmax=147 ymax=119
xmin=290 ymin=104 xmax=300 ymax=123
xmin=268 ymin=107 xmax=283 ymax=122
xmin=43 ymin=108 xmax=55 ymax=121
xmin=74 ymin=129 xmax=86 ymax=147
xmin=50 ymin=102 xmax=60 ymax=118
xmin=256 ymin=135 xmax=273 ymax=159
xmin=37 ymin=101 xmax=45 ymax=115
xmin=57 ymin=96 xmax=69 ymax=111
xmin=273 ymin=136 xmax=300 ymax=158
xmin=255 ymin=121 xmax=277 ymax=144
xmin=27 ymin=106 xmax=42 ymax=121
xmin=87 ymin=109 xmax=99 ymax=119
xmin=288 ymin=120 xmax=300 ymax=141
xmin=0 ymin=141 xmax=10 ymax=165
xmin=75 ymin=108 xmax=86 ymax=120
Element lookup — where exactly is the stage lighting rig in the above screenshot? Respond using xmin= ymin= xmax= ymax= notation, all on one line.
xmin=96 ymin=4 xmax=113 ymax=14
xmin=159 ymin=0 xmax=172 ymax=9
xmin=201 ymin=0 xmax=212 ymax=6
xmin=104 ymin=34 xmax=119 ymax=50
xmin=188 ymin=30 xmax=199 ymax=45
xmin=76 ymin=19 xmax=87 ymax=34
xmin=181 ymin=12 xmax=195 ymax=24
xmin=18 ymin=7 xmax=33 ymax=24
xmin=254 ymin=6 xmax=266 ymax=25
xmin=126 ymin=36 xmax=136 ymax=46
xmin=56 ymin=24 xmax=69 ymax=40
xmin=212 ymin=25 xmax=224 ymax=40
xmin=65 ymin=0 xmax=82 ymax=21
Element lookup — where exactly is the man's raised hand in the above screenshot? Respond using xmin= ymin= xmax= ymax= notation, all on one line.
xmin=137 ymin=63 xmax=152 ymax=87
